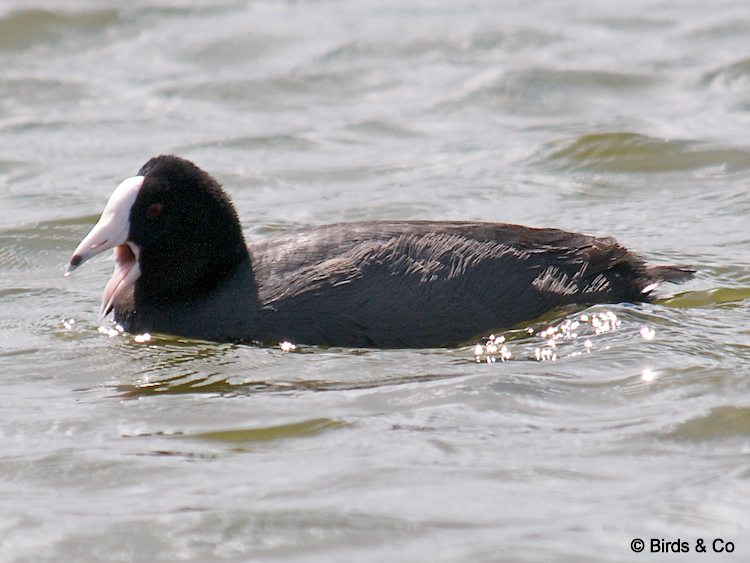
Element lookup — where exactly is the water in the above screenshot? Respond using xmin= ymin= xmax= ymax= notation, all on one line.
xmin=1 ymin=1 xmax=749 ymax=561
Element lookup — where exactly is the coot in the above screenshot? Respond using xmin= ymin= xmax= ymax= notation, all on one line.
xmin=65 ymin=155 xmax=693 ymax=347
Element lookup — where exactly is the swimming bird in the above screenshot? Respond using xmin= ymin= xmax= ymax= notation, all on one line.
xmin=65 ymin=155 xmax=693 ymax=348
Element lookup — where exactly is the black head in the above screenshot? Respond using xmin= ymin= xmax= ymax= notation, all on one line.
xmin=129 ymin=155 xmax=248 ymax=302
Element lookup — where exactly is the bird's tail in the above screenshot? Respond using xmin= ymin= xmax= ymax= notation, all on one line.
xmin=645 ymin=264 xmax=696 ymax=284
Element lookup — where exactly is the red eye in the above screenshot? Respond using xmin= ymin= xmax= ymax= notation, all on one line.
xmin=147 ymin=203 xmax=163 ymax=219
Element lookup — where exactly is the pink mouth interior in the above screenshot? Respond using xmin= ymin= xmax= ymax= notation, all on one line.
xmin=100 ymin=244 xmax=140 ymax=318
xmin=115 ymin=244 xmax=136 ymax=267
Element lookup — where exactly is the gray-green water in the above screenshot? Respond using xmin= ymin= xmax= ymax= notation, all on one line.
xmin=2 ymin=1 xmax=749 ymax=561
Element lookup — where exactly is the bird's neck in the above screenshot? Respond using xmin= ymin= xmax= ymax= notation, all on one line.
xmin=136 ymin=240 xmax=250 ymax=304
xmin=118 ymin=252 xmax=264 ymax=341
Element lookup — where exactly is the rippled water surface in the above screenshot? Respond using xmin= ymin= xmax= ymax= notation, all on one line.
xmin=1 ymin=1 xmax=749 ymax=561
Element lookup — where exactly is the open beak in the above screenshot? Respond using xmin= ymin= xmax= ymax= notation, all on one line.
xmin=65 ymin=176 xmax=144 ymax=318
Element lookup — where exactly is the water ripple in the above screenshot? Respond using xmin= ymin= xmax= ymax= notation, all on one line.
xmin=0 ymin=8 xmax=121 ymax=51
xmin=537 ymin=132 xmax=750 ymax=173
xmin=440 ymin=68 xmax=660 ymax=114
xmin=663 ymin=406 xmax=750 ymax=442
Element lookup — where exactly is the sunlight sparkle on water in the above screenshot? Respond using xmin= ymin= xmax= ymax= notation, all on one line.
xmin=98 ymin=324 xmax=124 ymax=338
xmin=279 ymin=341 xmax=297 ymax=352
xmin=640 ymin=326 xmax=656 ymax=340
xmin=591 ymin=311 xmax=621 ymax=335
xmin=474 ymin=334 xmax=511 ymax=363
xmin=473 ymin=311 xmax=623 ymax=362
xmin=642 ymin=368 xmax=656 ymax=382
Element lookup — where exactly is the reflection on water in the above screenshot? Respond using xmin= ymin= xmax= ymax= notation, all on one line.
xmin=110 ymin=302 xmax=720 ymax=398
xmin=117 ymin=370 xmax=472 ymax=398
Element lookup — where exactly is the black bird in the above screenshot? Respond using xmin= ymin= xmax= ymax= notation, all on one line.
xmin=65 ymin=155 xmax=693 ymax=348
